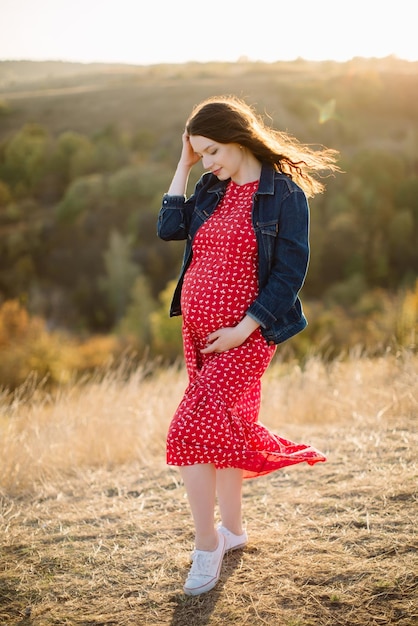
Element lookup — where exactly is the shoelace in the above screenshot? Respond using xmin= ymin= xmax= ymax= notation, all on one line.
xmin=189 ymin=550 xmax=217 ymax=576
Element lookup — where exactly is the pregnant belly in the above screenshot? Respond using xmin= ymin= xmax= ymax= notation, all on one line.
xmin=181 ymin=264 xmax=257 ymax=333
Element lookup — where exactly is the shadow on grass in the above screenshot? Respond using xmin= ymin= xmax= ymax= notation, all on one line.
xmin=169 ymin=550 xmax=244 ymax=626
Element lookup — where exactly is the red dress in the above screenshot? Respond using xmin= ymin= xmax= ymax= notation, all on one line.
xmin=166 ymin=180 xmax=326 ymax=478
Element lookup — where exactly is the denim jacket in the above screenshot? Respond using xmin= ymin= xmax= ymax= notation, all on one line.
xmin=157 ymin=162 xmax=310 ymax=345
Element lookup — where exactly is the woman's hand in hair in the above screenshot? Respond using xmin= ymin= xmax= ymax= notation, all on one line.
xmin=179 ymin=131 xmax=201 ymax=169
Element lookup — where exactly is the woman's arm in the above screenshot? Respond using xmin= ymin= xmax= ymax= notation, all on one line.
xmin=167 ymin=132 xmax=201 ymax=196
xmin=157 ymin=132 xmax=202 ymax=241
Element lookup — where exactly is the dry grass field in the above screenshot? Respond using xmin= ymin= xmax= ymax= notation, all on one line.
xmin=0 ymin=351 xmax=417 ymax=626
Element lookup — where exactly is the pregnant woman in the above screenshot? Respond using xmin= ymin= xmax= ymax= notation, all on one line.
xmin=157 ymin=95 xmax=339 ymax=596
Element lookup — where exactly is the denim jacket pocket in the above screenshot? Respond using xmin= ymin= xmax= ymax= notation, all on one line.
xmin=255 ymin=221 xmax=278 ymax=265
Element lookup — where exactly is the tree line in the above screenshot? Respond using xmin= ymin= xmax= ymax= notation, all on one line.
xmin=0 ymin=59 xmax=417 ymax=385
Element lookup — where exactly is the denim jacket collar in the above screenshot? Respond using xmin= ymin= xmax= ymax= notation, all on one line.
xmin=206 ymin=162 xmax=276 ymax=196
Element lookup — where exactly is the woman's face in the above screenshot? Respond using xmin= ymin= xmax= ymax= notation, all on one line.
xmin=189 ymin=135 xmax=243 ymax=182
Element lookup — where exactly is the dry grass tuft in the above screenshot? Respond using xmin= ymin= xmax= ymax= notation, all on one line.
xmin=0 ymin=351 xmax=417 ymax=625
xmin=0 ymin=362 xmax=185 ymax=495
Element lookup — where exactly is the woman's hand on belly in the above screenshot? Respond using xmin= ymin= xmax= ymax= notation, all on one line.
xmin=201 ymin=315 xmax=260 ymax=354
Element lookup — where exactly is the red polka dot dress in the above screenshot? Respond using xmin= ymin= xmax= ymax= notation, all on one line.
xmin=166 ymin=179 xmax=326 ymax=478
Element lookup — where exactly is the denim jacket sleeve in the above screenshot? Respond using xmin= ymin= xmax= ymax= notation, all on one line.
xmin=246 ymin=186 xmax=310 ymax=329
xmin=157 ymin=193 xmax=190 ymax=241
xmin=157 ymin=173 xmax=214 ymax=241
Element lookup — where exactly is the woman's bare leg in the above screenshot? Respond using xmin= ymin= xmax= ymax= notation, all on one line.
xmin=216 ymin=467 xmax=244 ymax=535
xmin=180 ymin=463 xmax=218 ymax=551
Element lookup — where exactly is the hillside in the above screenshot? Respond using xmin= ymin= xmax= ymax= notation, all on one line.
xmin=1 ymin=57 xmax=417 ymax=143
xmin=0 ymin=58 xmax=417 ymax=381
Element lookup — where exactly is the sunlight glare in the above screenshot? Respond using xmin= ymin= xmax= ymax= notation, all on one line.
xmin=0 ymin=0 xmax=416 ymax=65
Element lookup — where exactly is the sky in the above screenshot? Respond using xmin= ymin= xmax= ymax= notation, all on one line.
xmin=0 ymin=0 xmax=417 ymax=66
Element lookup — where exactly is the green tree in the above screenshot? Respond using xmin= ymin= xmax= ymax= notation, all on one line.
xmin=99 ymin=230 xmax=139 ymax=325
xmin=117 ymin=273 xmax=156 ymax=350
xmin=56 ymin=173 xmax=105 ymax=223
xmin=388 ymin=209 xmax=416 ymax=276
xmin=149 ymin=280 xmax=183 ymax=360
xmin=3 ymin=124 xmax=51 ymax=197
xmin=55 ymin=131 xmax=95 ymax=183
xmin=0 ymin=179 xmax=11 ymax=207
xmin=92 ymin=124 xmax=129 ymax=173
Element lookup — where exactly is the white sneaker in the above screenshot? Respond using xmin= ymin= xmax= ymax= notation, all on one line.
xmin=217 ymin=524 xmax=248 ymax=552
xmin=183 ymin=532 xmax=226 ymax=596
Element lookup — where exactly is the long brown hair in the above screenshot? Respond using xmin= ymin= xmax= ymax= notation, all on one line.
xmin=186 ymin=95 xmax=340 ymax=197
